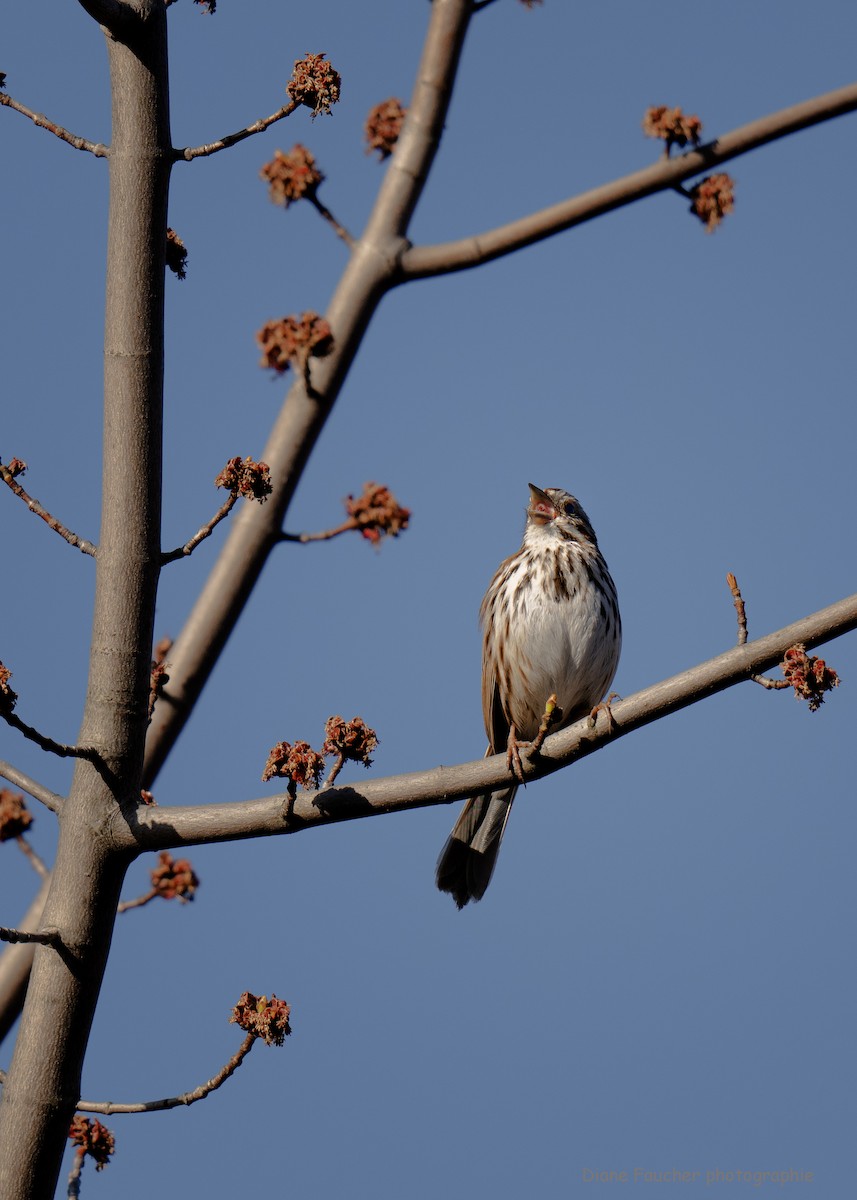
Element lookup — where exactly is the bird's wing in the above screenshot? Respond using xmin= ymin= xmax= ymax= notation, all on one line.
xmin=482 ymin=668 xmax=510 ymax=755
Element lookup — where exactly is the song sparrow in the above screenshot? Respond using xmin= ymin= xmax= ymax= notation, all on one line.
xmin=436 ymin=483 xmax=621 ymax=908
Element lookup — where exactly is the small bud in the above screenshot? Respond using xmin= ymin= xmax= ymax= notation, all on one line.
xmin=256 ymin=313 xmax=334 ymax=375
xmin=322 ymin=716 xmax=379 ymax=768
xmin=688 ymin=173 xmax=735 ymax=232
xmin=642 ymin=105 xmax=703 ymax=153
xmin=364 ymin=99 xmax=407 ymax=160
xmin=780 ymin=644 xmax=840 ymax=712
xmin=231 ymin=991 xmax=292 ymax=1045
xmin=287 ymin=53 xmax=341 ymax=118
xmin=344 ymin=482 xmax=410 ymax=544
xmin=260 ymin=145 xmax=324 ymax=207
xmin=215 ymin=456 xmax=273 ymax=502
xmin=262 ymin=740 xmax=326 ymax=792
xmin=153 ymin=636 xmax=173 ymax=665
xmin=0 ymin=662 xmax=18 ymax=714
xmin=166 ymin=228 xmax=188 ymax=280
xmin=150 ymin=850 xmax=199 ymax=901
xmin=3 ymin=458 xmax=27 ymax=478
xmin=0 ymin=789 xmax=32 ymax=842
xmin=68 ymin=1116 xmax=115 ymax=1172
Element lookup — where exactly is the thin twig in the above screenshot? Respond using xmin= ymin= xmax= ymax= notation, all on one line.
xmin=529 ymin=694 xmax=562 ymax=755
xmin=280 ymin=519 xmax=358 ymax=544
xmin=0 ymin=463 xmax=97 ymax=556
xmin=323 ymin=754 xmax=346 ymax=789
xmin=307 ymin=195 xmax=355 ymax=247
xmin=74 ymin=1033 xmax=257 ymax=1114
xmin=725 ymin=572 xmax=789 ymax=690
xmin=16 ymin=838 xmax=49 ymax=879
xmin=0 ymin=93 xmax=108 ymax=157
xmin=176 ymin=101 xmax=299 ymax=162
xmin=1 ymin=711 xmax=99 ymax=762
xmin=0 ymin=760 xmax=64 ymax=813
xmin=161 ymin=494 xmax=238 ymax=563
xmin=116 ymin=890 xmax=158 ymax=914
xmin=0 ymin=926 xmax=61 ymax=947
xmin=67 ymin=1151 xmax=83 ymax=1199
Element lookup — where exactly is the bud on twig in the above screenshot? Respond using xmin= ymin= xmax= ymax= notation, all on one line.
xmin=287 ymin=53 xmax=341 ymax=118
xmin=260 ymin=145 xmax=324 ymax=206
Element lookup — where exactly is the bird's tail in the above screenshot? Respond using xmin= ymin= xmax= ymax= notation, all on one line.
xmin=435 ymin=786 xmax=517 ymax=908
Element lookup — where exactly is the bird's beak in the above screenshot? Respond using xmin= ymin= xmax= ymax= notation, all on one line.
xmin=527 ymin=483 xmax=556 ymax=525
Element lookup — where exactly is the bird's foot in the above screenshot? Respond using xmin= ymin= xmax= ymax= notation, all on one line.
xmin=588 ymin=692 xmax=620 ymax=734
xmin=506 ymin=696 xmax=563 ymax=782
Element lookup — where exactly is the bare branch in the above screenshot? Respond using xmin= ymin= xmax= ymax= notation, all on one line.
xmin=0 ymin=877 xmax=52 ymax=1044
xmin=280 ymin=519 xmax=357 ymax=544
xmin=0 ymin=463 xmax=97 ymax=556
xmin=176 ymin=101 xmax=299 ymax=162
xmin=74 ymin=1032 xmax=257 ymax=1114
xmin=0 ymin=762 xmax=64 ymax=814
xmin=307 ymin=194 xmax=355 ymax=247
xmin=1 ymin=712 xmax=98 ymax=764
xmin=16 ymin=839 xmax=49 ymax=880
xmin=0 ymin=93 xmax=107 ymax=157
xmin=115 ymin=890 xmax=157 ymax=914
xmin=400 ymin=81 xmax=857 ymax=279
xmin=0 ymin=927 xmax=61 ymax=949
xmin=129 ymin=591 xmax=857 ymax=854
xmin=726 ymin=572 xmax=789 ymax=690
xmin=161 ymin=494 xmax=238 ymax=563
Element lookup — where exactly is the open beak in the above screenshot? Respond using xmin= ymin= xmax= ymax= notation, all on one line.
xmin=527 ymin=483 xmax=557 ymax=525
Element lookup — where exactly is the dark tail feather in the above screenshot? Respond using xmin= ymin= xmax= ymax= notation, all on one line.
xmin=435 ymin=786 xmax=517 ymax=908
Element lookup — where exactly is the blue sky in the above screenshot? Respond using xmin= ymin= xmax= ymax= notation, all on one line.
xmin=2 ymin=2 xmax=856 ymax=1196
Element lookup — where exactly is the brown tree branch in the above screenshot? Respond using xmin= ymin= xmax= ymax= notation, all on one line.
xmin=0 ymin=761 xmax=64 ymax=814
xmin=0 ymin=1 xmax=172 ymax=1192
xmin=127 ymin=591 xmax=857 ymax=853
xmin=0 ymin=94 xmax=108 ymax=157
xmin=0 ymin=464 xmax=97 ymax=556
xmin=161 ymin=494 xmax=238 ymax=563
xmin=0 ymin=877 xmax=52 ymax=1045
xmin=71 ymin=1032 xmax=257 ymax=1115
xmin=726 ymin=572 xmax=790 ymax=690
xmin=307 ymin=194 xmax=355 ymax=247
xmin=16 ymin=839 xmax=49 ymax=880
xmin=176 ymin=101 xmax=299 ymax=162
xmin=280 ymin=519 xmax=358 ymax=544
xmin=399 ymin=81 xmax=857 ymax=279
xmin=0 ymin=927 xmax=61 ymax=948
xmin=115 ymin=890 xmax=158 ymax=914
xmin=1 ymin=713 xmax=99 ymax=764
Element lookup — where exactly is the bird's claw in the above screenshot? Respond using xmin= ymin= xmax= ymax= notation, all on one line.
xmin=588 ymin=692 xmax=619 ymax=734
xmin=506 ymin=732 xmax=526 ymax=783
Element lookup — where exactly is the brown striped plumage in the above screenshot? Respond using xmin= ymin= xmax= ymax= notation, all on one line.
xmin=436 ymin=484 xmax=621 ymax=908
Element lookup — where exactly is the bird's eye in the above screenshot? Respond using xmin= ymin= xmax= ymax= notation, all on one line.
xmin=563 ymin=501 xmax=577 ymax=517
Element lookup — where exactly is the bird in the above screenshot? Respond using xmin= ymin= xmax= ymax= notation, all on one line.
xmin=436 ymin=483 xmax=621 ymax=908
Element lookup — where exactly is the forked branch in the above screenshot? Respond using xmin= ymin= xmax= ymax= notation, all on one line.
xmin=399 ymin=82 xmax=857 ymax=278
